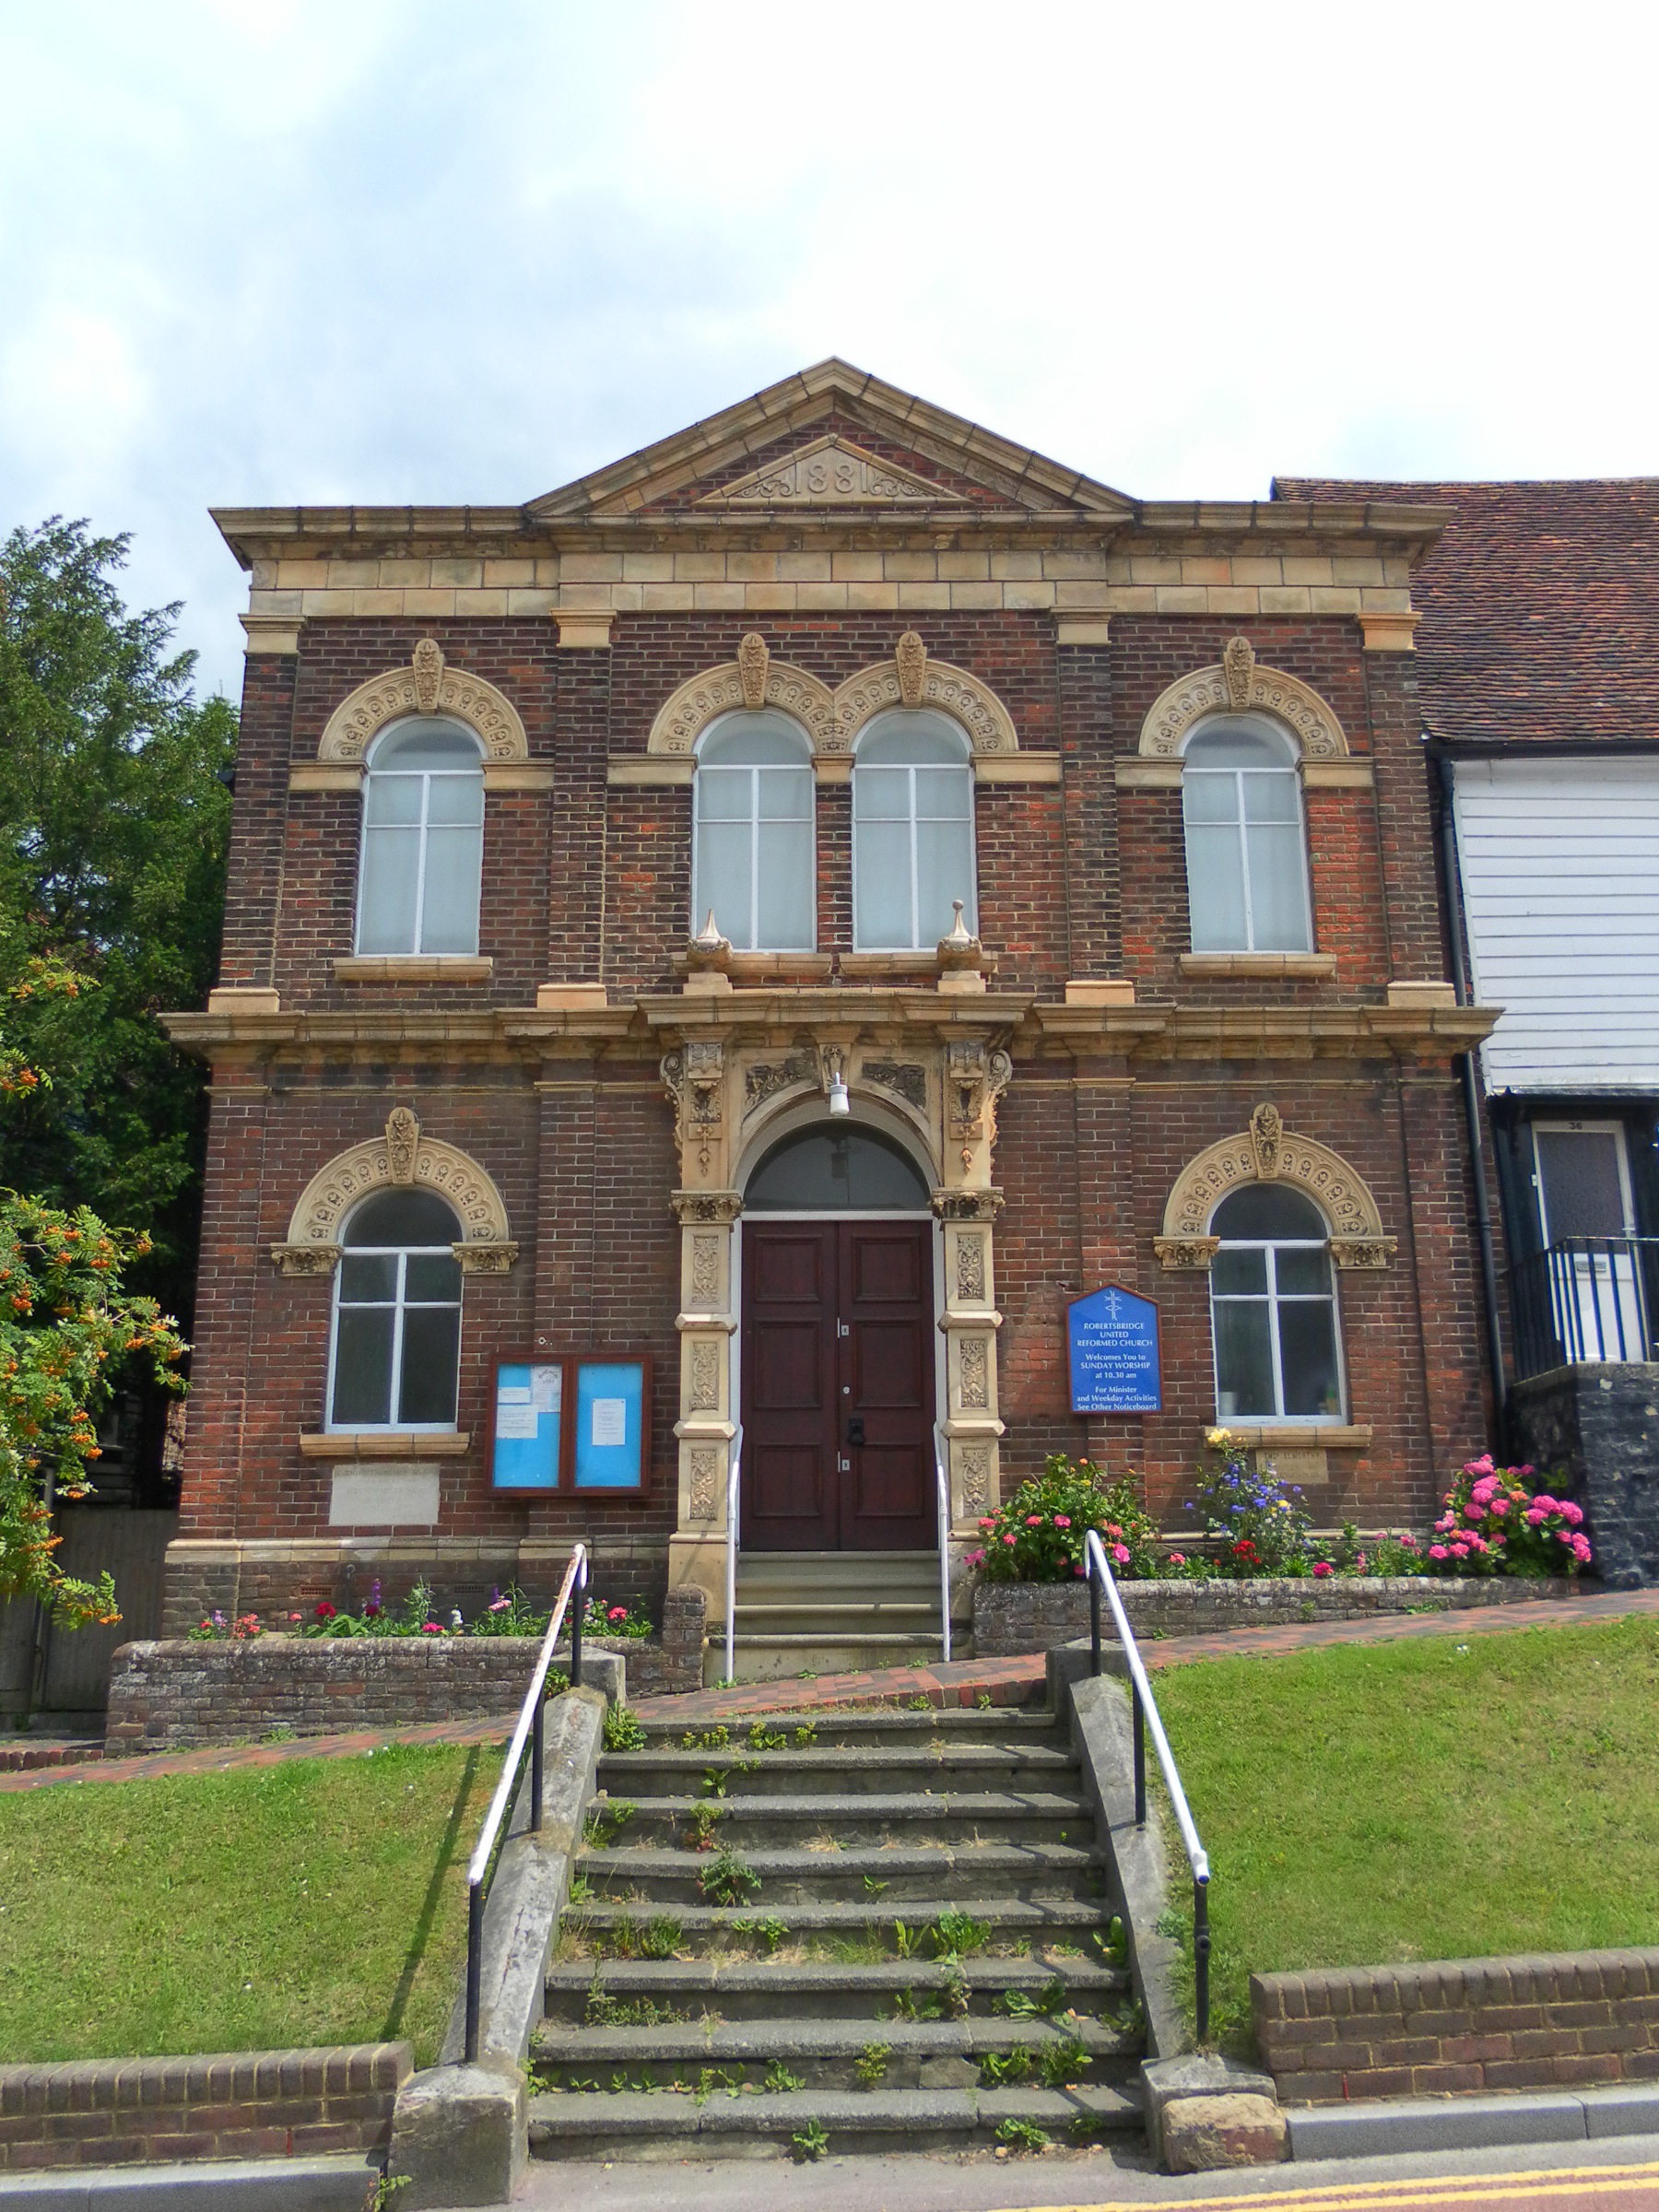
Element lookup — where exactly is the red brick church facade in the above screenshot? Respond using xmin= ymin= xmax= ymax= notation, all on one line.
xmin=161 ymin=362 xmax=1497 ymax=1631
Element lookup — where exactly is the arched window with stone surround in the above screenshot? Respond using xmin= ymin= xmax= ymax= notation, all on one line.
xmin=1209 ymin=1183 xmax=1343 ymax=1422
xmin=853 ymin=710 xmax=975 ymax=951
xmin=357 ymin=719 xmax=485 ymax=956
xmin=328 ymin=1189 xmax=464 ymax=1430
xmin=691 ymin=711 xmax=815 ymax=951
xmin=1182 ymin=714 xmax=1312 ymax=953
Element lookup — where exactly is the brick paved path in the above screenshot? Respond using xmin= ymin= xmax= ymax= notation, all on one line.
xmin=2 ymin=1584 xmax=1653 ymax=1795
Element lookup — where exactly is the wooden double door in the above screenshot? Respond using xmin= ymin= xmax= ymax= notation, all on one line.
xmin=740 ymin=1219 xmax=936 ymax=1550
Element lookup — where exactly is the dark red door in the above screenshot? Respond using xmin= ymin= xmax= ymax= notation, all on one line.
xmin=742 ymin=1219 xmax=935 ymax=1550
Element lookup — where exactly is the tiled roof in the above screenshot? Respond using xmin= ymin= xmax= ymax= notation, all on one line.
xmin=1273 ymin=475 xmax=1659 ymax=747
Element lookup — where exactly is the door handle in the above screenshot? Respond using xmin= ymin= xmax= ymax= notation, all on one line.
xmin=846 ymin=1416 xmax=865 ymax=1447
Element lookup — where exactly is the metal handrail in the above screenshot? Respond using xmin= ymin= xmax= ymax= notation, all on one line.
xmin=1084 ymin=1527 xmax=1212 ymax=2043
xmin=934 ymin=1448 xmax=953 ymax=1665
xmin=464 ymin=1542 xmax=587 ymax=2062
xmin=1506 ymin=1235 xmax=1658 ymax=1380
xmin=723 ymin=1424 xmax=743 ymax=1684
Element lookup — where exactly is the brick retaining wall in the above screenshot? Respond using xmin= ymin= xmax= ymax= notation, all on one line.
xmin=972 ymin=1574 xmax=1580 ymax=1655
xmin=1253 ymin=1951 xmax=1659 ymax=2102
xmin=107 ymin=1587 xmax=703 ymax=1749
xmin=0 ymin=2042 xmax=409 ymax=2171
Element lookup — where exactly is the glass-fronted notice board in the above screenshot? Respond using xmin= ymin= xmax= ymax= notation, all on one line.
xmin=489 ymin=1353 xmax=650 ymax=1492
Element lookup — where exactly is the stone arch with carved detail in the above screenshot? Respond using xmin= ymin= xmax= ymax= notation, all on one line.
xmin=317 ymin=639 xmax=529 ymax=762
xmin=272 ymin=1111 xmax=518 ymax=1276
xmin=1137 ymin=637 xmax=1349 ymax=761
xmin=1154 ymin=1105 xmax=1395 ymax=1271
xmin=646 ymin=633 xmax=1020 ymax=759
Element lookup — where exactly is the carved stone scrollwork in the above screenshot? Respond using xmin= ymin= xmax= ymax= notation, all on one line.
xmin=862 ymin=1058 xmax=928 ymax=1112
xmin=281 ymin=1123 xmax=513 ymax=1259
xmin=945 ymin=1040 xmax=1012 ymax=1143
xmin=455 ymin=1242 xmax=520 ymax=1275
xmin=744 ymin=1053 xmax=815 ymax=1116
xmin=1154 ymin=1236 xmax=1222 ymax=1273
xmin=1138 ymin=657 xmax=1349 ymax=762
xmin=1162 ymin=1120 xmax=1387 ymax=1246
xmin=1250 ymin=1102 xmax=1283 ymax=1178
xmin=318 ymin=641 xmax=529 ymax=763
xmin=959 ymin=1445 xmax=991 ymax=1518
xmin=737 ymin=632 xmax=770 ymax=710
xmin=1222 ymin=634 xmax=1255 ymax=713
xmin=272 ymin=1242 xmax=342 ymax=1278
xmin=959 ymin=1338 xmax=991 ymax=1408
xmin=931 ymin=1187 xmax=1005 ymax=1223
xmin=385 ymin=1107 xmax=419 ymax=1185
xmin=688 ymin=1447 xmax=720 ymax=1522
xmin=412 ymin=637 xmax=445 ymax=714
xmin=690 ymin=1234 xmax=722 ymax=1302
xmin=895 ymin=630 xmax=927 ymax=708
xmin=688 ymin=1340 xmax=723 ymax=1411
xmin=1328 ymin=1236 xmax=1399 ymax=1270
xmin=955 ymin=1234 xmax=987 ymax=1302
xmin=671 ymin=1189 xmax=745 ymax=1225
xmin=662 ymin=1042 xmax=724 ymax=1166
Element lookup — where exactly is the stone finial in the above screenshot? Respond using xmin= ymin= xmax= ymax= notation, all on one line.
xmin=385 ymin=1107 xmax=420 ymax=1184
xmin=935 ymin=900 xmax=994 ymax=995
xmin=895 ymin=630 xmax=928 ymax=708
xmin=1249 ymin=1102 xmax=1283 ymax=1178
xmin=737 ymin=632 xmax=770 ymax=710
xmin=412 ymin=638 xmax=445 ymax=714
xmin=1223 ymin=635 xmax=1255 ymax=713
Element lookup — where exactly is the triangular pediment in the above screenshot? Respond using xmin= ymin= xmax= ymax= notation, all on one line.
xmin=526 ymin=359 xmax=1135 ymax=522
xmin=693 ymin=433 xmax=971 ymax=509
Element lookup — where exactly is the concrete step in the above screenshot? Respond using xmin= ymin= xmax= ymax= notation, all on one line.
xmin=530 ymin=2014 xmax=1140 ymax=2093
xmin=597 ymin=1745 xmax=1080 ymax=1797
xmin=526 ymin=2082 xmax=1142 ymax=2160
xmin=714 ymin=1633 xmax=947 ymax=1682
xmin=557 ymin=1896 xmax=1114 ymax=1959
xmin=635 ymin=1707 xmax=1068 ymax=1748
xmin=590 ymin=1789 xmax=1091 ymax=1849
xmin=734 ymin=1551 xmax=941 ymax=1588
xmin=577 ymin=1841 xmax=1105 ymax=1908
xmin=544 ymin=1954 xmax=1132 ymax=2025
xmin=734 ymin=1602 xmax=941 ymax=1628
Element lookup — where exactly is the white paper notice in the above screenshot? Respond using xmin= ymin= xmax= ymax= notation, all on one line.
xmin=531 ymin=1366 xmax=561 ymax=1414
xmin=497 ymin=1384 xmax=531 ymax=1404
xmin=590 ymin=1396 xmax=627 ymax=1448
xmin=496 ymin=1403 xmax=539 ymax=1440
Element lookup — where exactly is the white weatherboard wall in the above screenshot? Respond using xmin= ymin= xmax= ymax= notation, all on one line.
xmin=1453 ymin=755 xmax=1659 ymax=1093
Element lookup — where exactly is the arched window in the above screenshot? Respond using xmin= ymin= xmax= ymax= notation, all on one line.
xmin=357 ymin=719 xmax=485 ymax=956
xmin=745 ymin=1124 xmax=931 ymax=1211
xmin=1209 ymin=1184 xmax=1343 ymax=1421
xmin=692 ymin=712 xmax=815 ymax=951
xmin=853 ymin=711 xmax=975 ymax=951
xmin=1182 ymin=716 xmax=1312 ymax=953
xmin=329 ymin=1189 xmax=463 ymax=1430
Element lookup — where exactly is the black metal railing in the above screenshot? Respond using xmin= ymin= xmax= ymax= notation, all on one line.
xmin=464 ymin=1543 xmax=587 ymax=2062
xmin=1085 ymin=1527 xmax=1212 ymax=2045
xmin=1507 ymin=1236 xmax=1658 ymax=1381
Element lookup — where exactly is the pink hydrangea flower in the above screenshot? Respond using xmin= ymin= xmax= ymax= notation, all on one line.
xmin=1002 ymin=1533 xmax=1017 ymax=1547
xmin=1053 ymin=1515 xmax=1071 ymax=1528
xmin=1525 ymin=1507 xmax=1546 ymax=1525
xmin=1026 ymin=1514 xmax=1044 ymax=1527
xmin=1168 ymin=1553 xmax=1187 ymax=1568
xmin=1312 ymin=1561 xmax=1335 ymax=1578
xmin=1111 ymin=1543 xmax=1130 ymax=1566
xmin=1561 ymin=1500 xmax=1584 ymax=1526
xmin=1571 ymin=1534 xmax=1593 ymax=1562
xmin=1429 ymin=1544 xmax=1449 ymax=1559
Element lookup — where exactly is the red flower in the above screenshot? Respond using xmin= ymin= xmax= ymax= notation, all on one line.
xmin=313 ymin=1600 xmax=336 ymax=1620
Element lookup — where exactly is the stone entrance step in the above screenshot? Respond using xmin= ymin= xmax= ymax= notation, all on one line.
xmin=717 ymin=1551 xmax=955 ymax=1684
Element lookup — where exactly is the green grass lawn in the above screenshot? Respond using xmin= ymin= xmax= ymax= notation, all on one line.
xmin=1151 ymin=1613 xmax=1659 ymax=2054
xmin=0 ymin=1739 xmax=492 ymax=2065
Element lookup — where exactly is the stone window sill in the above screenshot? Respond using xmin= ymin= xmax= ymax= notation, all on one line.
xmin=299 ymin=1431 xmax=471 ymax=1459
xmin=1211 ymin=1423 xmax=1372 ymax=1451
xmin=333 ymin=957 xmax=494 ymax=983
xmin=837 ymin=953 xmax=936 ymax=977
xmin=670 ymin=952 xmax=835 ymax=982
xmin=1179 ymin=953 xmax=1336 ymax=978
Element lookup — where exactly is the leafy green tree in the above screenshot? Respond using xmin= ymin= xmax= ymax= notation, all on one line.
xmin=0 ymin=518 xmax=236 ymax=1324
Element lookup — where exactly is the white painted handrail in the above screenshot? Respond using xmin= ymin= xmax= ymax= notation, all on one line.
xmin=935 ymin=1443 xmax=953 ymax=1665
xmin=723 ymin=1424 xmax=743 ymax=1683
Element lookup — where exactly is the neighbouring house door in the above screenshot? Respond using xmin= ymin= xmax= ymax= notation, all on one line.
xmin=741 ymin=1219 xmax=935 ymax=1550
xmin=1534 ymin=1122 xmax=1650 ymax=1361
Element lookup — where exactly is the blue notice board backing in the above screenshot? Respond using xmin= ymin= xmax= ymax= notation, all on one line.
xmin=489 ymin=1353 xmax=651 ymax=1492
xmin=1067 ymin=1284 xmax=1162 ymax=1414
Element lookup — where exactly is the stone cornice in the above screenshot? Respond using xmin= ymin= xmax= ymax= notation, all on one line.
xmin=1033 ymin=1002 xmax=1501 ymax=1062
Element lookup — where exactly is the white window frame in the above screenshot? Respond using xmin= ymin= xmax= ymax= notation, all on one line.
xmin=1209 ymin=1223 xmax=1346 ymax=1425
xmin=325 ymin=1224 xmax=464 ymax=1434
xmin=851 ymin=722 xmax=977 ymax=953
xmin=1182 ymin=719 xmax=1313 ymax=954
xmin=355 ymin=721 xmax=485 ymax=957
xmin=690 ymin=715 xmax=817 ymax=952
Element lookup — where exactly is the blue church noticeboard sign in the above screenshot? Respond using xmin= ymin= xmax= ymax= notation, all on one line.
xmin=1067 ymin=1284 xmax=1162 ymax=1414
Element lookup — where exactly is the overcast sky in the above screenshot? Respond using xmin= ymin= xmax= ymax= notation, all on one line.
xmin=3 ymin=0 xmax=1654 ymax=700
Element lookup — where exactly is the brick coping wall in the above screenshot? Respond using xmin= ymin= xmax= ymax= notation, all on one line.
xmin=107 ymin=1587 xmax=704 ymax=1751
xmin=1253 ymin=1951 xmax=1659 ymax=2103
xmin=0 ymin=2042 xmax=410 ymax=2171
xmin=972 ymin=1575 xmax=1581 ymax=1656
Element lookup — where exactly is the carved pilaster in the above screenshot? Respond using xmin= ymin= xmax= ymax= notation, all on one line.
xmin=271 ymin=1242 xmax=342 ymax=1278
xmin=1154 ymin=1235 xmax=1221 ymax=1272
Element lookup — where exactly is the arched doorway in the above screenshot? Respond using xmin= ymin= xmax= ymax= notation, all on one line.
xmin=740 ymin=1124 xmax=937 ymax=1550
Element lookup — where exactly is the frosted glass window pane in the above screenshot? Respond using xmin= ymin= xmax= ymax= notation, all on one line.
xmin=365 ymin=774 xmax=422 ymax=827
xmin=339 ymin=1253 xmax=397 ymax=1301
xmin=374 ymin=721 xmax=479 ymax=770
xmin=757 ymin=820 xmax=814 ymax=948
xmin=1214 ymin=1302 xmax=1275 ymax=1418
xmin=1183 ymin=775 xmax=1239 ymax=824
xmin=698 ymin=772 xmax=753 ymax=821
xmin=696 ymin=820 xmax=753 ymax=947
xmin=333 ymin=1309 xmax=394 ymax=1425
xmin=427 ymin=773 xmax=483 ymax=826
xmin=1185 ymin=719 xmax=1295 ymax=769
xmin=699 ymin=715 xmax=810 ymax=767
xmin=859 ymin=713 xmax=968 ymax=765
xmin=1275 ymin=1247 xmax=1331 ymax=1296
xmin=1243 ymin=771 xmax=1300 ymax=824
xmin=406 ymin=1253 xmax=463 ymax=1301
xmin=1211 ymin=1247 xmax=1267 ymax=1296
xmin=915 ymin=766 xmax=971 ymax=819
xmin=1279 ymin=1301 xmax=1340 ymax=1416
xmin=916 ymin=818 xmax=973 ymax=942
xmin=856 ymin=821 xmax=912 ymax=947
xmin=855 ymin=768 xmax=911 ymax=820
xmin=347 ymin=1192 xmax=459 ymax=1245
xmin=759 ymin=768 xmax=812 ymax=821
xmin=1246 ymin=823 xmax=1311 ymax=950
xmin=398 ymin=1308 xmax=461 ymax=1424
xmin=359 ymin=828 xmax=421 ymax=952
xmin=1185 ymin=824 xmax=1247 ymax=949
xmin=420 ymin=827 xmax=482 ymax=953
